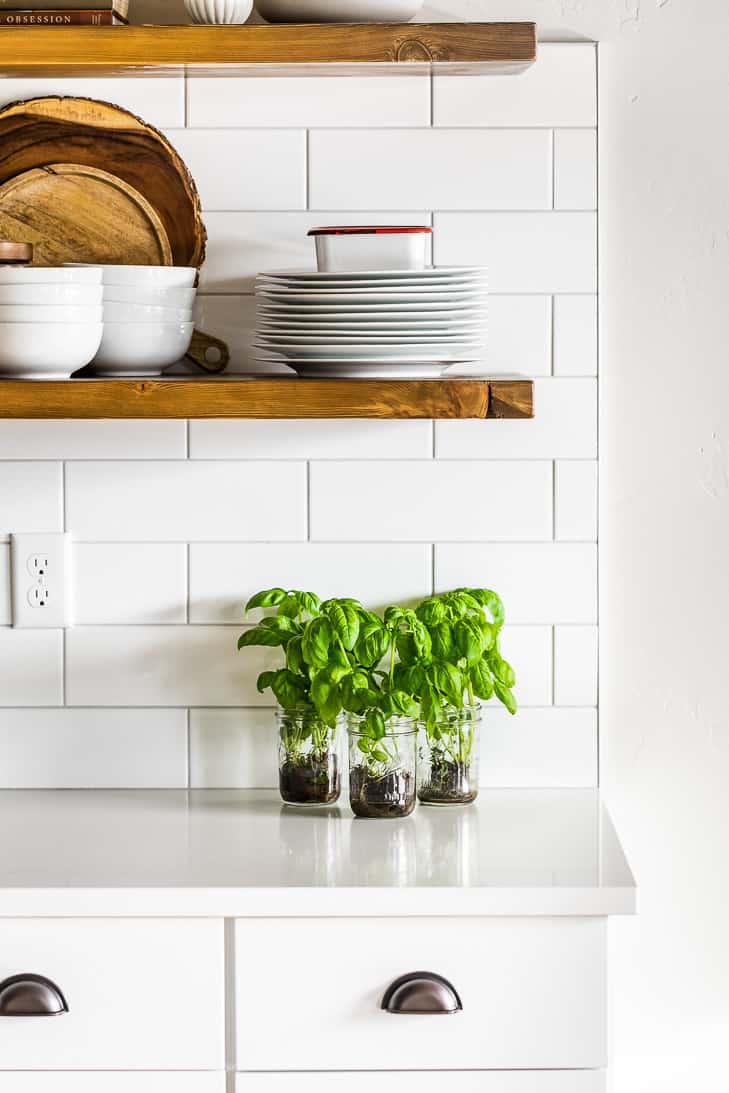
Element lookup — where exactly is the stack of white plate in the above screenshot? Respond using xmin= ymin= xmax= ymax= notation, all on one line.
xmin=253 ymin=267 xmax=487 ymax=378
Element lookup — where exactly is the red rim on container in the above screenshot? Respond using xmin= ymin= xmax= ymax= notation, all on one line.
xmin=307 ymin=226 xmax=432 ymax=236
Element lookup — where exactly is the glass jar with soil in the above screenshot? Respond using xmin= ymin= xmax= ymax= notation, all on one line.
xmin=417 ymin=704 xmax=481 ymax=806
xmin=347 ymin=716 xmax=417 ymax=819
xmin=276 ymin=707 xmax=341 ymax=806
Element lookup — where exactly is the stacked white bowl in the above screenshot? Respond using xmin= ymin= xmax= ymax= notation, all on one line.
xmin=0 ymin=266 xmax=103 ymax=379
xmin=88 ymin=265 xmax=198 ymax=377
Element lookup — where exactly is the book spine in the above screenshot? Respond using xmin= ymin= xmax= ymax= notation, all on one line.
xmin=0 ymin=8 xmax=124 ymax=21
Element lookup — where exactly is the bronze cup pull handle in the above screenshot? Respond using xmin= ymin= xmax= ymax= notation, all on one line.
xmin=0 ymin=973 xmax=68 ymax=1016
xmin=381 ymin=971 xmax=462 ymax=1014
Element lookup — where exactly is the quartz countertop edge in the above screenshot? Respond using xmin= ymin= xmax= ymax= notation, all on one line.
xmin=0 ymin=788 xmax=636 ymax=918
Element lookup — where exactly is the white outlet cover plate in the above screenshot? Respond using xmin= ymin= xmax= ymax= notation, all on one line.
xmin=11 ymin=532 xmax=72 ymax=628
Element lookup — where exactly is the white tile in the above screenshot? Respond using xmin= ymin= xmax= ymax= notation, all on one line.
xmin=436 ymin=379 xmax=597 ymax=460
xmin=450 ymin=295 xmax=551 ymax=378
xmin=0 ymin=709 xmax=187 ymax=788
xmin=0 ymin=420 xmax=186 ymax=460
xmin=554 ymin=626 xmax=598 ymax=707
xmin=434 ymin=44 xmax=597 ymax=128
xmin=310 ymin=461 xmax=552 ymax=542
xmin=499 ymin=626 xmax=552 ymax=707
xmin=187 ymin=75 xmax=430 ymax=127
xmin=65 ymin=626 xmax=279 ymax=707
xmin=434 ymin=212 xmax=597 ymax=293
xmin=0 ymin=462 xmax=63 ymax=542
xmin=74 ymin=544 xmax=187 ymax=624
xmin=554 ymin=130 xmax=597 ymax=210
xmin=199 ymin=212 xmax=432 ymax=294
xmin=165 ymin=129 xmax=306 ymax=210
xmin=189 ymin=419 xmax=433 ymax=460
xmin=435 ymin=543 xmax=597 ymax=624
xmin=479 ymin=707 xmax=597 ymax=788
xmin=189 ymin=542 xmax=433 ymax=623
xmin=553 ymin=295 xmax=598 ymax=375
xmin=309 ymin=130 xmax=552 ymax=210
xmin=555 ymin=461 xmax=598 ymax=541
xmin=0 ymin=77 xmax=184 ymax=128
xmin=190 ymin=708 xmax=277 ymax=788
xmin=66 ymin=461 xmax=306 ymax=542
xmin=191 ymin=295 xmax=290 ymax=376
xmin=0 ymin=630 xmax=63 ymax=705
xmin=0 ymin=545 xmax=9 ymax=625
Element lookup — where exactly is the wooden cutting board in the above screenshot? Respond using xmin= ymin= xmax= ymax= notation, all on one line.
xmin=0 ymin=96 xmax=205 ymax=267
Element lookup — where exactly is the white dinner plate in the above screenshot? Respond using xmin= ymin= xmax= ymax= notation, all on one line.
xmin=258 ymin=323 xmax=487 ymax=335
xmin=256 ymin=290 xmax=486 ymax=305
xmin=257 ymin=301 xmax=486 ymax=316
xmin=254 ymin=342 xmax=482 ymax=360
xmin=261 ymin=267 xmax=487 ymax=281
xmin=257 ymin=333 xmax=486 ymax=346
xmin=258 ymin=275 xmax=487 ymax=290
xmin=255 ymin=358 xmax=467 ymax=379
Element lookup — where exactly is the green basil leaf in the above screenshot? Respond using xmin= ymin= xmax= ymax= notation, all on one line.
xmin=454 ymin=617 xmax=485 ymax=666
xmin=416 ymin=597 xmax=447 ymax=625
xmin=301 ymin=616 xmax=332 ymax=670
xmin=237 ymin=626 xmax=284 ymax=649
xmin=271 ymin=669 xmax=309 ymax=709
xmin=432 ymin=662 xmax=464 ymax=707
xmin=470 ymin=658 xmax=494 ymax=700
xmin=429 ymin=621 xmax=453 ymax=660
xmin=310 ymin=671 xmax=341 ymax=726
xmin=256 ymin=670 xmax=277 ymax=694
xmin=355 ymin=623 xmax=390 ymax=667
xmin=285 ymin=635 xmax=304 ymax=675
xmin=493 ymin=679 xmax=517 ymax=715
xmin=467 ymin=588 xmax=505 ymax=628
xmin=327 ymin=602 xmax=360 ymax=651
xmin=245 ymin=587 xmax=287 ymax=612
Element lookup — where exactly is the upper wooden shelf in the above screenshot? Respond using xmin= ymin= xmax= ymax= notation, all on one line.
xmin=0 ymin=377 xmax=532 ymax=420
xmin=0 ymin=22 xmax=536 ymax=77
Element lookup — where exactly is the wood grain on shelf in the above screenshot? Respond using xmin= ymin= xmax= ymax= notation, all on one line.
xmin=0 ymin=23 xmax=537 ymax=76
xmin=0 ymin=377 xmax=533 ymax=420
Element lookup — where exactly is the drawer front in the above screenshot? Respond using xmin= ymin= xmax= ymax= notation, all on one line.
xmin=5 ymin=1077 xmax=224 ymax=1093
xmin=0 ymin=919 xmax=224 ymax=1070
xmin=235 ymin=917 xmax=605 ymax=1071
xmin=236 ymin=1075 xmax=605 ymax=1093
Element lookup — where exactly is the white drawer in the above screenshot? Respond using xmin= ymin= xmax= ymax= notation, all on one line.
xmin=4 ymin=1077 xmax=224 ymax=1093
xmin=236 ymin=1074 xmax=605 ymax=1093
xmin=0 ymin=919 xmax=224 ymax=1069
xmin=235 ymin=917 xmax=605 ymax=1070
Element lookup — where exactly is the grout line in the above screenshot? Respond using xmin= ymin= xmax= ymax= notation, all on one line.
xmin=61 ymin=461 xmax=68 ymax=533
xmin=185 ymin=543 xmax=191 ymax=624
xmin=551 ymin=128 xmax=556 ymax=209
xmin=550 ymin=295 xmax=556 ymax=375
xmin=224 ymin=918 xmax=237 ymax=1083
xmin=305 ymin=129 xmax=311 ymax=210
xmin=306 ymin=462 xmax=312 ymax=540
xmin=551 ymin=624 xmax=556 ymax=705
xmin=185 ymin=420 xmax=190 ymax=459
xmin=428 ymin=70 xmax=434 ymax=126
xmin=61 ymin=627 xmax=67 ymax=707
xmin=552 ymin=460 xmax=557 ymax=540
xmin=182 ymin=70 xmax=188 ymax=128
xmin=430 ymin=542 xmax=436 ymax=595
xmin=186 ymin=708 xmax=191 ymax=788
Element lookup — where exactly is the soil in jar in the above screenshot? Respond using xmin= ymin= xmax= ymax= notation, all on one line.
xmin=279 ymin=753 xmax=340 ymax=805
xmin=419 ymin=757 xmax=478 ymax=805
xmin=349 ymin=765 xmax=416 ymax=818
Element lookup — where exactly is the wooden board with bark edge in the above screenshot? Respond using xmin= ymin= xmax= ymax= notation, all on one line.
xmin=0 ymin=23 xmax=537 ymax=77
xmin=0 ymin=378 xmax=533 ymax=419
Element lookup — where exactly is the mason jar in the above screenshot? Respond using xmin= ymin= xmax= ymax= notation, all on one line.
xmin=276 ymin=706 xmax=341 ymax=806
xmin=417 ymin=704 xmax=481 ymax=805
xmin=347 ymin=715 xmax=417 ymax=819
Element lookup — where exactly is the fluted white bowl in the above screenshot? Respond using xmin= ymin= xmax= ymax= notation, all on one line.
xmin=185 ymin=0 xmax=253 ymax=22
xmin=255 ymin=0 xmax=424 ymax=21
xmin=0 ymin=323 xmax=103 ymax=379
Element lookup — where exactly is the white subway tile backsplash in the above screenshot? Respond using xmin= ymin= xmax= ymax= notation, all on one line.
xmin=66 ymin=461 xmax=306 ymax=542
xmin=65 ymin=626 xmax=277 ymax=707
xmin=433 ymin=44 xmax=597 ymax=129
xmin=200 ymin=211 xmax=430 ymax=294
xmin=190 ymin=708 xmax=276 ymax=788
xmin=0 ymin=420 xmax=186 ymax=460
xmin=555 ymin=461 xmax=598 ymax=541
xmin=479 ymin=707 xmax=597 ymax=788
xmin=0 ymin=545 xmax=10 ymax=625
xmin=187 ymin=75 xmax=430 ymax=128
xmin=0 ymin=709 xmax=187 ymax=788
xmin=451 ymin=295 xmax=551 ymax=377
xmin=189 ymin=542 xmax=432 ymax=623
xmin=0 ymin=629 xmax=63 ymax=705
xmin=554 ymin=130 xmax=597 ymax=210
xmin=189 ymin=419 xmax=433 ymax=460
xmin=434 ymin=212 xmax=597 ymax=293
xmin=0 ymin=77 xmax=184 ymax=128
xmin=74 ymin=544 xmax=187 ymax=624
xmin=310 ymin=462 xmax=553 ymax=542
xmin=190 ymin=295 xmax=290 ymax=375
xmin=435 ymin=543 xmax=597 ymax=624
xmin=436 ymin=379 xmax=597 ymax=460
xmin=0 ymin=462 xmax=63 ymax=541
xmin=553 ymin=295 xmax=598 ymax=375
xmin=500 ymin=626 xmax=553 ymax=707
xmin=165 ymin=129 xmax=306 ymax=210
xmin=554 ymin=626 xmax=598 ymax=707
xmin=309 ymin=129 xmax=552 ymax=210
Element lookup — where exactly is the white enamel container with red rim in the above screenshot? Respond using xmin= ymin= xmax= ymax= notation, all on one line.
xmin=308 ymin=225 xmax=432 ymax=272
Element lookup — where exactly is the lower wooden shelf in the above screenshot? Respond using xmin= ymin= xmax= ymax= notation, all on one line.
xmin=0 ymin=376 xmax=532 ymax=420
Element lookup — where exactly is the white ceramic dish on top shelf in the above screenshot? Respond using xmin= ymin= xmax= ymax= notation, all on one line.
xmin=254 ymin=0 xmax=425 ymax=24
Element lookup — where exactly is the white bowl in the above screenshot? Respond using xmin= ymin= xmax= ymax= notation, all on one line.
xmin=68 ymin=264 xmax=198 ymax=288
xmin=103 ymin=284 xmax=197 ymax=308
xmin=0 ymin=284 xmax=103 ymax=306
xmin=103 ymin=300 xmax=192 ymax=324
xmin=254 ymin=0 xmax=424 ymax=21
xmin=0 ymin=304 xmax=103 ymax=323
xmin=0 ymin=322 xmax=103 ymax=379
xmin=0 ymin=267 xmax=102 ymax=285
xmin=185 ymin=0 xmax=252 ymax=21
xmin=92 ymin=321 xmax=195 ymax=377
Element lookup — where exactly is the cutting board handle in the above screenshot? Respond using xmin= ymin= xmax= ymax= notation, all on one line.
xmin=185 ymin=328 xmax=229 ymax=374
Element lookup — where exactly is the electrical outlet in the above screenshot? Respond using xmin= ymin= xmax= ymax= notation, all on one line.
xmin=11 ymin=532 xmax=72 ymax=628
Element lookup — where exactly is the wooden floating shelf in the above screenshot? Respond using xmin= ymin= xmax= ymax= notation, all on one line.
xmin=0 ymin=377 xmax=533 ymax=420
xmin=0 ymin=22 xmax=536 ymax=77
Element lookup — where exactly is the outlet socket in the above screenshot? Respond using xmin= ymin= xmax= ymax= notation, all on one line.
xmin=11 ymin=532 xmax=72 ymax=628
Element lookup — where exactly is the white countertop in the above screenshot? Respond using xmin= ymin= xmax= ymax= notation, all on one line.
xmin=0 ymin=789 xmax=635 ymax=917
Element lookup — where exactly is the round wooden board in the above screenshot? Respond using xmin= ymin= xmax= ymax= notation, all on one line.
xmin=0 ymin=96 xmax=206 ymax=268
xmin=0 ymin=164 xmax=173 ymax=267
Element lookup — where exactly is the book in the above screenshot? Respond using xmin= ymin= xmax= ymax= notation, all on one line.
xmin=0 ymin=8 xmax=126 ymax=21
xmin=0 ymin=0 xmax=128 ymax=12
